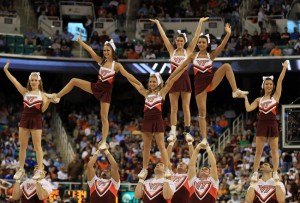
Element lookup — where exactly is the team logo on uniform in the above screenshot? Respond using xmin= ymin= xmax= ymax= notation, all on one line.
xmin=99 ymin=67 xmax=115 ymax=83
xmin=145 ymin=95 xmax=162 ymax=111
xmin=196 ymin=60 xmax=210 ymax=67
xmin=193 ymin=180 xmax=212 ymax=200
xmin=261 ymin=100 xmax=272 ymax=109
xmin=144 ymin=182 xmax=164 ymax=200
xmin=172 ymin=175 xmax=187 ymax=191
xmin=256 ymin=185 xmax=275 ymax=202
xmin=23 ymin=182 xmax=36 ymax=199
xmin=26 ymin=96 xmax=37 ymax=103
xmin=146 ymin=95 xmax=157 ymax=103
xmin=173 ymin=57 xmax=185 ymax=64
xmin=94 ymin=179 xmax=112 ymax=196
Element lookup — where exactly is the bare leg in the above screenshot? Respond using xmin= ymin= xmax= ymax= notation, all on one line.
xmin=56 ymin=78 xmax=93 ymax=98
xmin=155 ymin=132 xmax=169 ymax=168
xmin=142 ymin=132 xmax=153 ymax=169
xmin=253 ymin=136 xmax=266 ymax=172
xmin=195 ymin=91 xmax=207 ymax=140
xmin=169 ymin=92 xmax=180 ymax=126
xmin=181 ymin=92 xmax=191 ymax=127
xmin=31 ymin=129 xmax=43 ymax=170
xmin=210 ymin=63 xmax=238 ymax=92
xmin=18 ymin=128 xmax=30 ymax=168
xmin=100 ymin=102 xmax=110 ymax=143
xmin=269 ymin=137 xmax=279 ymax=173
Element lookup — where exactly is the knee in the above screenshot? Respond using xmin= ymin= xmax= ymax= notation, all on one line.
xmin=70 ymin=78 xmax=78 ymax=85
xmin=223 ymin=63 xmax=231 ymax=70
xmin=171 ymin=103 xmax=178 ymax=112
xmin=101 ymin=115 xmax=108 ymax=123
xmin=33 ymin=143 xmax=42 ymax=151
xmin=143 ymin=142 xmax=151 ymax=150
xmin=255 ymin=148 xmax=263 ymax=156
xmin=156 ymin=142 xmax=165 ymax=151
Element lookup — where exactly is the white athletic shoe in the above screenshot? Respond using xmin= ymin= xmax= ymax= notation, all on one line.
xmin=45 ymin=93 xmax=60 ymax=103
xmin=138 ymin=168 xmax=148 ymax=179
xmin=14 ymin=168 xmax=25 ymax=180
xmin=232 ymin=89 xmax=249 ymax=98
xmin=167 ymin=131 xmax=176 ymax=143
xmin=199 ymin=138 xmax=208 ymax=147
xmin=32 ymin=169 xmax=46 ymax=180
xmin=185 ymin=133 xmax=194 ymax=143
xmin=251 ymin=172 xmax=258 ymax=183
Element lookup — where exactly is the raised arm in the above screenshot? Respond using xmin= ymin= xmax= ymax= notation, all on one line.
xmin=188 ymin=143 xmax=203 ymax=180
xmin=87 ymin=149 xmax=100 ymax=181
xmin=210 ymin=23 xmax=231 ymax=60
xmin=245 ymin=182 xmax=257 ymax=203
xmin=273 ymin=60 xmax=288 ymax=101
xmin=77 ymin=35 xmax=103 ymax=63
xmin=134 ymin=177 xmax=146 ymax=199
xmin=3 ymin=60 xmax=27 ymax=96
xmin=116 ymin=63 xmax=142 ymax=86
xmin=187 ymin=17 xmax=209 ymax=54
xmin=149 ymin=19 xmax=174 ymax=54
xmin=103 ymin=145 xmax=120 ymax=182
xmin=11 ymin=181 xmax=23 ymax=200
xmin=163 ymin=179 xmax=175 ymax=199
xmin=205 ymin=144 xmax=218 ymax=181
xmin=36 ymin=180 xmax=51 ymax=200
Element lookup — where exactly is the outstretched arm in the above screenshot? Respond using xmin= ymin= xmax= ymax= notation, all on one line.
xmin=187 ymin=17 xmax=209 ymax=54
xmin=149 ymin=19 xmax=174 ymax=54
xmin=188 ymin=143 xmax=203 ymax=180
xmin=210 ymin=23 xmax=231 ymax=60
xmin=41 ymin=94 xmax=51 ymax=112
xmin=77 ymin=35 xmax=103 ymax=63
xmin=205 ymin=144 xmax=218 ymax=181
xmin=103 ymin=146 xmax=120 ymax=182
xmin=116 ymin=63 xmax=142 ymax=86
xmin=87 ymin=149 xmax=99 ymax=181
xmin=3 ymin=60 xmax=27 ymax=96
xmin=273 ymin=60 xmax=288 ymax=102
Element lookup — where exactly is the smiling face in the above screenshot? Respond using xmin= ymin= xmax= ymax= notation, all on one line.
xmin=28 ymin=74 xmax=40 ymax=91
xmin=148 ymin=76 xmax=158 ymax=91
xmin=175 ymin=36 xmax=186 ymax=48
xmin=263 ymin=79 xmax=274 ymax=94
xmin=103 ymin=45 xmax=113 ymax=59
xmin=197 ymin=37 xmax=208 ymax=51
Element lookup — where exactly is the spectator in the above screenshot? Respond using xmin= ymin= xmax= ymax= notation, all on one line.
xmin=294 ymin=38 xmax=300 ymax=55
xmin=98 ymin=30 xmax=110 ymax=45
xmin=84 ymin=15 xmax=93 ymax=41
xmin=127 ymin=48 xmax=140 ymax=59
xmin=90 ymin=31 xmax=99 ymax=44
xmin=134 ymin=41 xmax=143 ymax=55
xmin=67 ymin=154 xmax=83 ymax=182
xmin=269 ymin=44 xmax=282 ymax=56
xmin=290 ymin=27 xmax=300 ymax=41
xmin=282 ymin=42 xmax=293 ymax=56
xmin=144 ymin=48 xmax=156 ymax=59
xmin=111 ymin=29 xmax=121 ymax=45
xmin=262 ymin=38 xmax=275 ymax=55
xmin=117 ymin=0 xmax=127 ymax=27
xmin=257 ymin=8 xmax=268 ymax=32
xmin=32 ymin=45 xmax=45 ymax=56
xmin=24 ymin=27 xmax=37 ymax=45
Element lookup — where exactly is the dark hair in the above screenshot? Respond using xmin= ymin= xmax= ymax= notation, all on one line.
xmin=260 ymin=78 xmax=275 ymax=97
xmin=174 ymin=34 xmax=188 ymax=49
xmin=101 ymin=44 xmax=119 ymax=66
xmin=197 ymin=35 xmax=211 ymax=52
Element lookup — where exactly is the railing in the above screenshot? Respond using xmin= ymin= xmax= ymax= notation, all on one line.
xmin=51 ymin=107 xmax=75 ymax=165
xmin=232 ymin=114 xmax=244 ymax=135
xmin=40 ymin=16 xmax=62 ymax=38
xmin=59 ymin=1 xmax=95 ymax=20
xmin=218 ymin=128 xmax=231 ymax=153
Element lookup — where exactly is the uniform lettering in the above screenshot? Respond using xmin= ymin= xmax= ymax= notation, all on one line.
xmin=96 ymin=180 xmax=109 ymax=187
xmin=100 ymin=69 xmax=110 ymax=76
xmin=196 ymin=60 xmax=209 ymax=67
xmin=194 ymin=181 xmax=211 ymax=190
xmin=149 ymin=183 xmax=163 ymax=190
xmin=174 ymin=57 xmax=184 ymax=64
xmin=26 ymin=183 xmax=35 ymax=190
xmin=147 ymin=96 xmax=157 ymax=102
xmin=261 ymin=101 xmax=272 ymax=109
xmin=258 ymin=185 xmax=275 ymax=193
xmin=172 ymin=176 xmax=182 ymax=182
xmin=26 ymin=96 xmax=37 ymax=102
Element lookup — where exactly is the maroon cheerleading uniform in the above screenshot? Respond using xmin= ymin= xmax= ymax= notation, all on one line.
xmin=20 ymin=179 xmax=52 ymax=203
xmin=257 ymin=96 xmax=279 ymax=137
xmin=189 ymin=176 xmax=218 ymax=203
xmin=249 ymin=178 xmax=285 ymax=203
xmin=141 ymin=93 xmax=165 ymax=133
xmin=169 ymin=49 xmax=191 ymax=93
xmin=19 ymin=91 xmax=43 ymax=129
xmin=193 ymin=52 xmax=214 ymax=96
xmin=171 ymin=173 xmax=191 ymax=203
xmin=143 ymin=178 xmax=176 ymax=203
xmin=88 ymin=175 xmax=120 ymax=203
xmin=91 ymin=61 xmax=116 ymax=103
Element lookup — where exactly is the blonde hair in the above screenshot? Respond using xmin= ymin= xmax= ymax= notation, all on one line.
xmin=26 ymin=73 xmax=44 ymax=91
xmin=147 ymin=74 xmax=164 ymax=95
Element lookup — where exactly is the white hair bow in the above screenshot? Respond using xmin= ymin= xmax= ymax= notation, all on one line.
xmin=29 ymin=72 xmax=41 ymax=80
xmin=104 ymin=39 xmax=116 ymax=51
xmin=177 ymin=30 xmax=188 ymax=43
xmin=151 ymin=72 xmax=162 ymax=86
xmin=200 ymin=33 xmax=210 ymax=44
xmin=261 ymin=75 xmax=274 ymax=88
